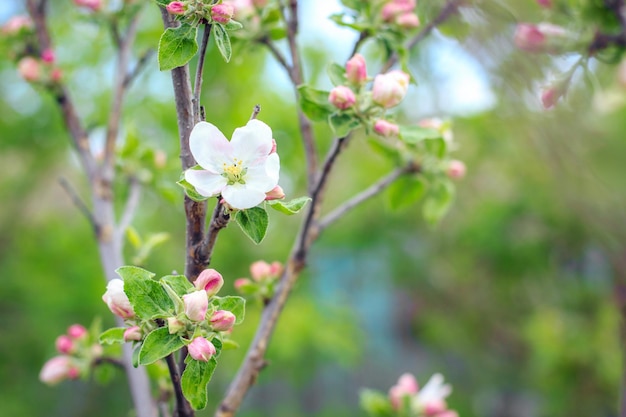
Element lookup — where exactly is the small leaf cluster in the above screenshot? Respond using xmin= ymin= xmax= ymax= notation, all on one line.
xmin=100 ymin=266 xmax=245 ymax=410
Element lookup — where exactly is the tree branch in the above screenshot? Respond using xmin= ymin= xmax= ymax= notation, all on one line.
xmin=116 ymin=176 xmax=142 ymax=248
xmin=123 ymin=49 xmax=156 ymax=89
xmin=165 ymin=353 xmax=194 ymax=417
xmin=193 ymin=23 xmax=212 ymax=123
xmin=58 ymin=177 xmax=98 ymax=233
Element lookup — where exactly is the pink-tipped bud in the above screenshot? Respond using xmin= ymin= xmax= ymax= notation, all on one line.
xmin=250 ymin=260 xmax=271 ymax=282
xmin=167 ymin=317 xmax=186 ymax=334
xmin=74 ymin=0 xmax=102 ymax=11
xmin=17 ymin=57 xmax=41 ymax=82
xmin=67 ymin=324 xmax=88 ymax=339
xmin=265 ymin=185 xmax=285 ymax=201
xmin=41 ymin=49 xmax=55 ymax=63
xmin=345 ymin=54 xmax=367 ymax=85
xmin=436 ymin=411 xmax=459 ymax=417
xmin=541 ymin=87 xmax=558 ymax=109
xmin=55 ymin=335 xmax=75 ymax=354
xmin=211 ymin=3 xmax=235 ymax=24
xmin=102 ymin=279 xmax=135 ymax=319
xmin=2 ymin=15 xmax=33 ymax=35
xmin=182 ymin=290 xmax=209 ymax=322
xmin=193 ymin=268 xmax=224 ymax=296
xmin=372 ymin=70 xmax=410 ymax=108
xmin=234 ymin=278 xmax=252 ymax=290
xmin=374 ymin=119 xmax=400 ymax=138
xmin=446 ymin=160 xmax=466 ymax=179
xmin=328 ymin=86 xmax=356 ymax=110
xmin=39 ymin=356 xmax=79 ymax=385
xmin=51 ymin=68 xmax=63 ymax=83
xmin=382 ymin=0 xmax=416 ymax=21
xmin=269 ymin=138 xmax=277 ymax=154
xmin=269 ymin=261 xmax=283 ymax=277
xmin=188 ymin=337 xmax=216 ymax=362
xmin=537 ymin=0 xmax=552 ymax=8
xmin=166 ymin=1 xmax=186 ymax=15
xmin=514 ymin=22 xmax=567 ymax=53
xmin=396 ymin=12 xmax=420 ymax=28
xmin=389 ymin=373 xmax=419 ymax=410
xmin=210 ymin=310 xmax=236 ymax=331
xmin=123 ymin=326 xmax=142 ymax=342
xmin=423 ymin=400 xmax=448 ymax=416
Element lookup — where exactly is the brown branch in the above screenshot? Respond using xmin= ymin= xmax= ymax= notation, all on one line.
xmin=93 ymin=356 xmax=125 ymax=369
xmin=193 ymin=23 xmax=212 ymax=123
xmin=58 ymin=177 xmax=98 ymax=232
xmin=165 ymin=353 xmax=194 ymax=417
xmin=123 ymin=49 xmax=156 ymax=89
xmin=381 ymin=0 xmax=463 ymax=73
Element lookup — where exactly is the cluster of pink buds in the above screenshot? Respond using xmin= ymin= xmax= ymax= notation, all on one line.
xmin=235 ymin=260 xmax=283 ymax=301
xmin=40 ymin=324 xmax=102 ymax=385
xmin=381 ymin=0 xmax=420 ymax=29
xmin=388 ymin=373 xmax=458 ymax=417
xmin=16 ymin=49 xmax=63 ymax=85
xmin=165 ymin=1 xmax=237 ymax=25
xmin=73 ymin=0 xmax=103 ymax=12
xmin=1 ymin=15 xmax=33 ymax=35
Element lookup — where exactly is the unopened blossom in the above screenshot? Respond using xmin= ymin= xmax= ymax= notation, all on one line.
xmin=224 ymin=0 xmax=256 ymax=20
xmin=264 ymin=185 xmax=285 ymax=201
xmin=436 ymin=411 xmax=459 ymax=417
xmin=210 ymin=310 xmax=236 ymax=331
xmin=184 ymin=120 xmax=280 ymax=210
xmin=374 ymin=119 xmax=400 ymax=138
xmin=382 ymin=0 xmax=416 ymax=21
xmin=39 ymin=356 xmax=79 ymax=385
xmin=183 ymin=290 xmax=208 ymax=322
xmin=41 ymin=49 xmax=55 ymax=63
xmin=166 ymin=1 xmax=186 ymax=15
xmin=123 ymin=326 xmax=142 ymax=342
xmin=250 ymin=260 xmax=271 ymax=281
xmin=55 ymin=335 xmax=75 ymax=354
xmin=329 ymin=86 xmax=356 ymax=110
xmin=74 ymin=0 xmax=102 ymax=11
xmin=423 ymin=400 xmax=448 ymax=416
xmin=167 ymin=317 xmax=186 ymax=334
xmin=188 ymin=337 xmax=216 ymax=362
xmin=269 ymin=261 xmax=283 ymax=276
xmin=537 ymin=0 xmax=552 ymax=7
xmin=412 ymin=373 xmax=452 ymax=412
xmin=396 ymin=12 xmax=420 ymax=28
xmin=17 ymin=57 xmax=40 ymax=82
xmin=372 ymin=70 xmax=410 ymax=108
xmin=345 ymin=54 xmax=367 ymax=85
xmin=102 ymin=279 xmax=135 ymax=319
xmin=2 ymin=15 xmax=33 ymax=35
xmin=67 ymin=324 xmax=87 ymax=339
xmin=514 ymin=22 xmax=567 ymax=53
xmin=389 ymin=373 xmax=419 ymax=410
xmin=446 ymin=160 xmax=466 ymax=179
xmin=50 ymin=68 xmax=63 ymax=83
xmin=234 ymin=278 xmax=252 ymax=290
xmin=193 ymin=268 xmax=224 ymax=296
xmin=541 ymin=85 xmax=562 ymax=109
xmin=211 ymin=3 xmax=235 ymax=24
xmin=419 ymin=118 xmax=454 ymax=144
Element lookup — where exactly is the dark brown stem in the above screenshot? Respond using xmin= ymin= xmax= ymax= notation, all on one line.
xmin=58 ymin=177 xmax=98 ymax=233
xmin=166 ymin=354 xmax=194 ymax=417
xmin=349 ymin=30 xmax=369 ymax=57
xmin=93 ymin=356 xmax=125 ymax=369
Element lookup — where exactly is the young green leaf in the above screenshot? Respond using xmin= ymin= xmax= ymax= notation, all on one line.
xmin=235 ymin=207 xmax=269 ymax=244
xmin=212 ymin=296 xmax=246 ymax=325
xmin=224 ymin=20 xmax=243 ymax=31
xmin=120 ymin=266 xmax=175 ymax=319
xmin=399 ymin=125 xmax=441 ymax=144
xmin=177 ymin=174 xmax=211 ymax=202
xmin=138 ymin=327 xmax=185 ymax=365
xmin=267 ymin=196 xmax=311 ymax=215
xmin=422 ymin=180 xmax=455 ymax=225
xmin=213 ymin=24 xmax=232 ymax=63
xmin=297 ymin=85 xmax=335 ymax=122
xmin=387 ymin=176 xmax=427 ymax=211
xmin=158 ymin=23 xmax=199 ymax=71
xmin=181 ymin=356 xmax=218 ymax=410
xmin=329 ymin=112 xmax=361 ymax=137
xmin=99 ymin=327 xmax=126 ymax=345
xmin=327 ymin=62 xmax=347 ymax=87
xmin=161 ymin=275 xmax=194 ymax=297
xmin=359 ymin=388 xmax=394 ymax=417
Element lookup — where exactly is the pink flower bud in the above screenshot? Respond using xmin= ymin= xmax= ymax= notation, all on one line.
xmin=264 ymin=185 xmax=285 ymax=201
xmin=67 ymin=324 xmax=88 ymax=339
xmin=537 ymin=0 xmax=552 ymax=7
xmin=328 ymin=86 xmax=356 ymax=110
xmin=41 ymin=49 xmax=55 ymax=63
xmin=102 ymin=279 xmax=135 ymax=319
xmin=188 ymin=337 xmax=216 ymax=362
xmin=382 ymin=0 xmax=416 ymax=21
xmin=167 ymin=317 xmax=186 ymax=334
xmin=250 ymin=260 xmax=271 ymax=282
xmin=389 ymin=373 xmax=419 ymax=410
xmin=55 ymin=335 xmax=75 ymax=354
xmin=446 ymin=160 xmax=466 ymax=179
xmin=193 ymin=268 xmax=224 ymax=296
xmin=436 ymin=411 xmax=459 ymax=417
xmin=345 ymin=54 xmax=367 ymax=85
xmin=51 ymin=68 xmax=63 ymax=83
xmin=374 ymin=119 xmax=400 ymax=138
xmin=183 ymin=290 xmax=208 ymax=322
xmin=269 ymin=261 xmax=283 ymax=277
xmin=372 ymin=70 xmax=410 ymax=108
xmin=423 ymin=399 xmax=448 ymax=416
xmin=514 ymin=22 xmax=567 ymax=53
xmin=166 ymin=1 xmax=186 ymax=15
xmin=210 ymin=310 xmax=236 ymax=331
xmin=39 ymin=356 xmax=79 ymax=385
xmin=123 ymin=326 xmax=142 ymax=342
xmin=17 ymin=57 xmax=41 ymax=82
xmin=211 ymin=3 xmax=235 ymax=24
xmin=396 ymin=12 xmax=420 ymax=28
xmin=2 ymin=15 xmax=33 ymax=35
xmin=74 ymin=0 xmax=102 ymax=11
xmin=234 ymin=278 xmax=252 ymax=290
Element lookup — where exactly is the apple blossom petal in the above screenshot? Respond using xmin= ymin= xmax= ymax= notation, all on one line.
xmin=185 ymin=169 xmax=227 ymax=197
xmin=245 ymin=164 xmax=279 ymax=192
xmin=264 ymin=152 xmax=280 ymax=183
xmin=222 ymin=183 xmax=267 ymax=209
xmin=189 ymin=122 xmax=232 ymax=171
xmin=230 ymin=119 xmax=273 ymax=164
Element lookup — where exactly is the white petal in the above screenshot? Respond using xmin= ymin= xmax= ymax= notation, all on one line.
xmin=189 ymin=122 xmax=232 ymax=171
xmin=230 ymin=119 xmax=273 ymax=165
xmin=222 ymin=183 xmax=267 ymax=209
xmin=185 ymin=169 xmax=227 ymax=197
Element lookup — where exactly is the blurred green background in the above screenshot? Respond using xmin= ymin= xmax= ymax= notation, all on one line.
xmin=1 ymin=1 xmax=625 ymax=416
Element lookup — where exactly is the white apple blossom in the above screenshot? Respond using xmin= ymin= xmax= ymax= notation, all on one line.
xmin=184 ymin=120 xmax=280 ymax=210
xmin=412 ymin=373 xmax=452 ymax=411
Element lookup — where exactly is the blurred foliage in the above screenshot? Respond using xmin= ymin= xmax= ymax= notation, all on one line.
xmin=1 ymin=1 xmax=625 ymax=417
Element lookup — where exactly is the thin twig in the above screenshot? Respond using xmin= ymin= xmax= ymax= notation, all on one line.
xmin=165 ymin=354 xmax=193 ymax=417
xmin=116 ymin=176 xmax=142 ymax=247
xmin=318 ymin=164 xmax=417 ymax=231
xmin=260 ymin=37 xmax=292 ymax=72
xmin=93 ymin=356 xmax=125 ymax=369
xmin=250 ymin=104 xmax=261 ymax=120
xmin=198 ymin=200 xmax=230 ymax=265
xmin=349 ymin=30 xmax=369 ymax=58
xmin=123 ymin=49 xmax=156 ymax=89
xmin=193 ymin=23 xmax=212 ymax=123
xmin=58 ymin=177 xmax=98 ymax=232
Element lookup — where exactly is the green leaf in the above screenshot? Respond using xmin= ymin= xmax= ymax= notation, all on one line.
xmin=221 ymin=339 xmax=240 ymax=350
xmin=327 ymin=62 xmax=347 ymax=87
xmin=177 ymin=175 xmax=211 ymax=202
xmin=99 ymin=327 xmax=126 ymax=345
xmin=387 ymin=176 xmax=427 ymax=211
xmin=212 ymin=296 xmax=246 ymax=325
xmin=268 ymin=27 xmax=287 ymax=40
xmin=132 ymin=345 xmax=141 ymax=368
xmin=119 ymin=266 xmax=175 ymax=319
xmin=399 ymin=125 xmax=441 ymax=144
xmin=267 ymin=196 xmax=311 ymax=215
xmin=359 ymin=389 xmax=394 ymax=417
xmin=158 ymin=23 xmax=199 ymax=71
xmin=235 ymin=207 xmax=269 ymax=244
xmin=367 ymin=138 xmax=402 ymax=164
xmin=224 ymin=20 xmax=243 ymax=31
xmin=424 ymin=137 xmax=447 ymax=159
xmin=213 ymin=24 xmax=232 ymax=63
xmin=329 ymin=112 xmax=361 ymax=137
xmin=126 ymin=226 xmax=142 ymax=249
xmin=181 ymin=356 xmax=217 ymax=410
xmin=154 ymin=0 xmax=170 ymax=6
xmin=161 ymin=275 xmax=194 ymax=297
xmin=138 ymin=327 xmax=185 ymax=365
xmin=422 ymin=180 xmax=455 ymax=225
xmin=297 ymin=85 xmax=335 ymax=122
